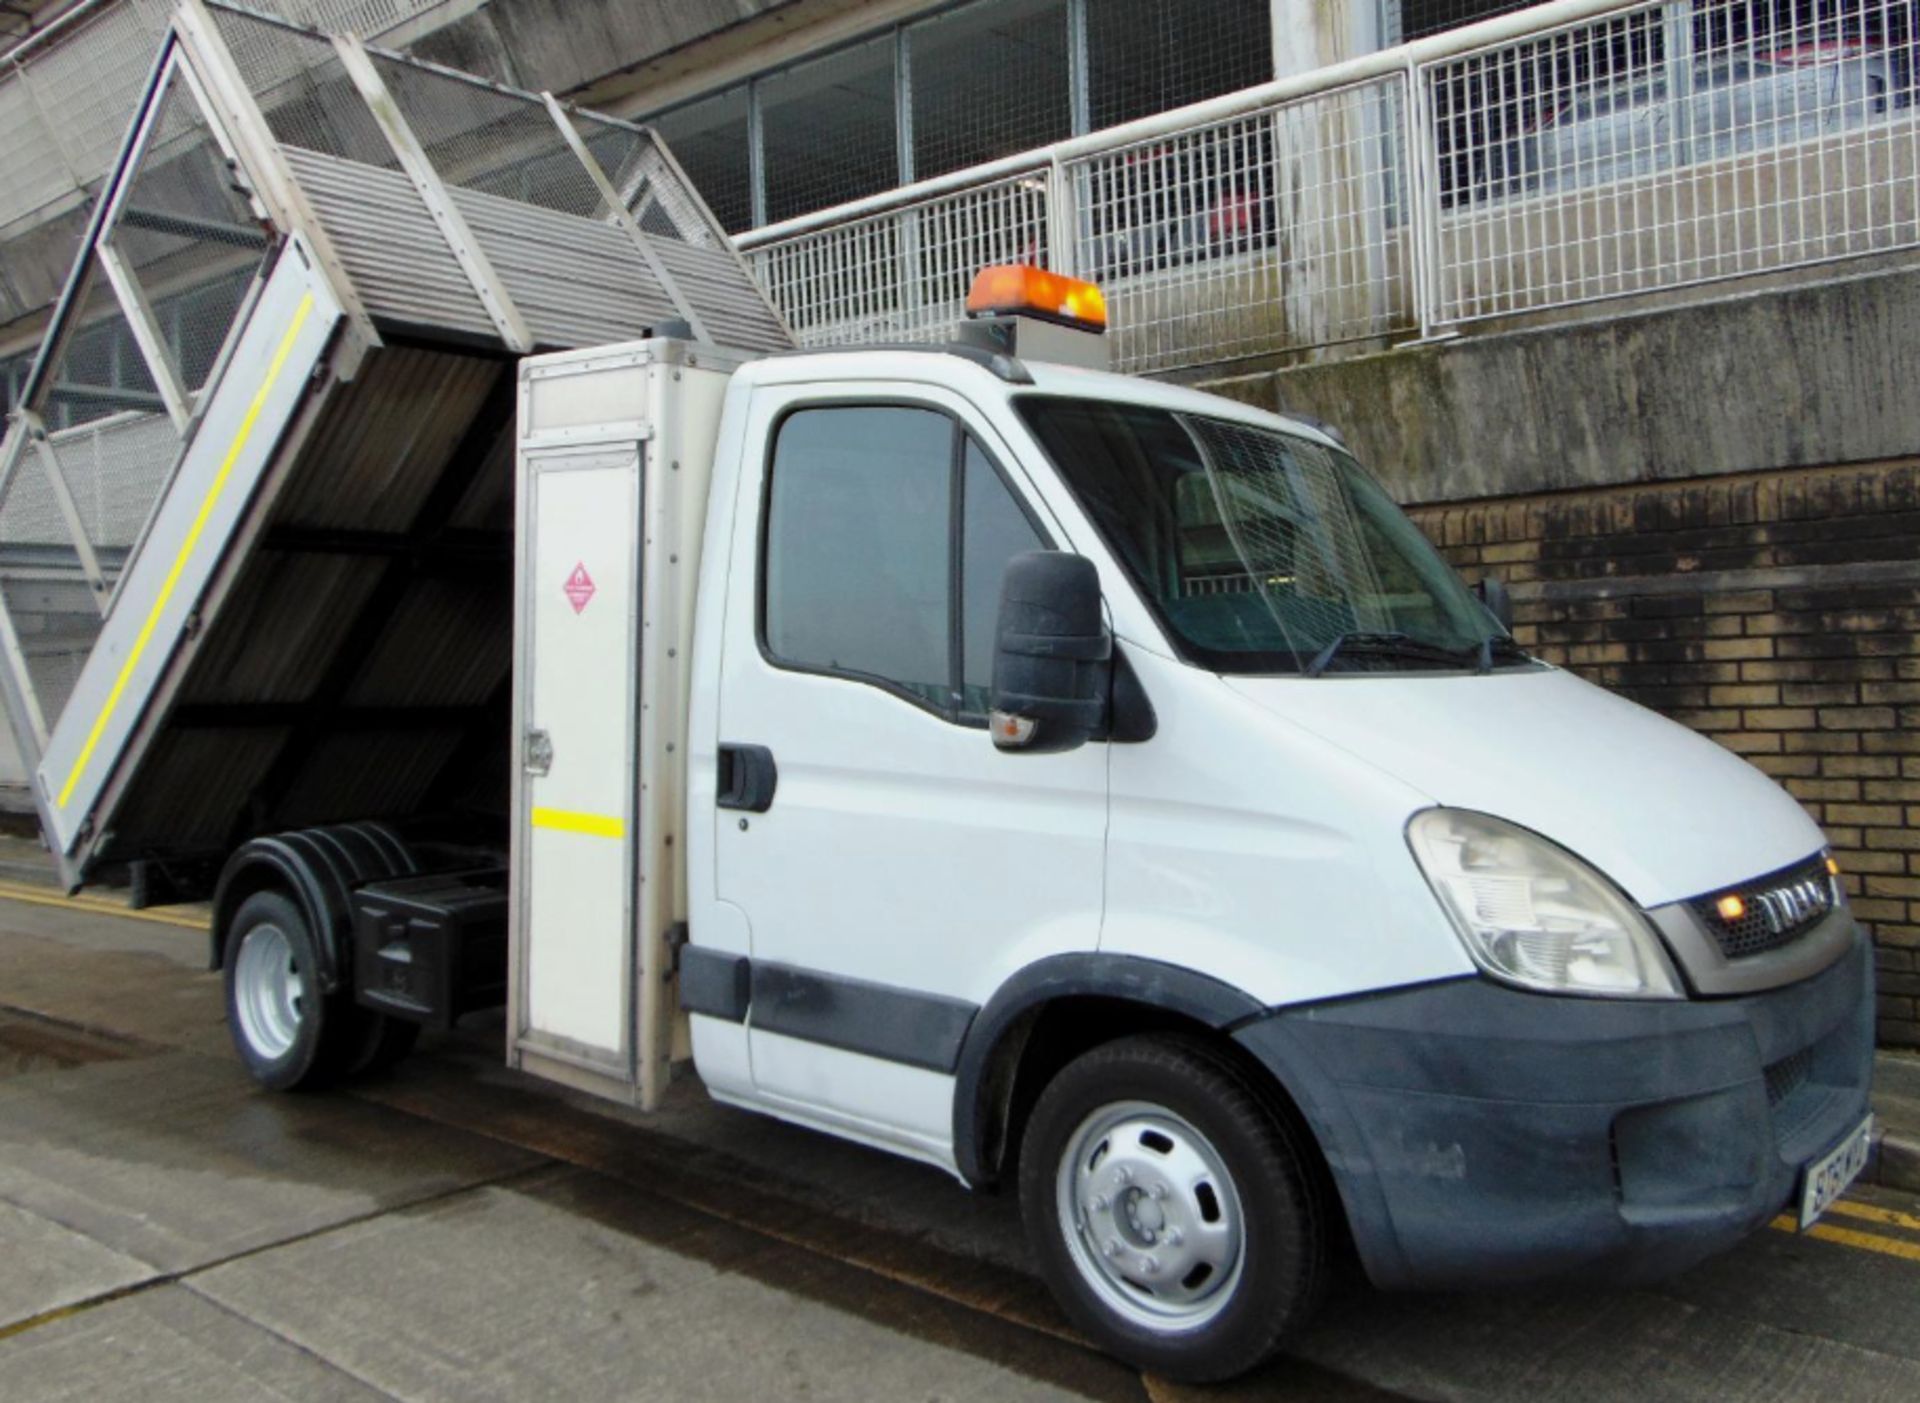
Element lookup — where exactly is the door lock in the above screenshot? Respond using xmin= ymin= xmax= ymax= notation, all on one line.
xmin=524 ymin=727 xmax=553 ymax=776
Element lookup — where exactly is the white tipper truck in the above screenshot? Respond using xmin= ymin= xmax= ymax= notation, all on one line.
xmin=0 ymin=7 xmax=1876 ymax=1381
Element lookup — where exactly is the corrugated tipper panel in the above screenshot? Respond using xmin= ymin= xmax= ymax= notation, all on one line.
xmin=272 ymin=346 xmax=501 ymax=532
xmin=651 ymin=239 xmax=791 ymax=352
xmin=102 ymin=345 xmax=516 ymax=859
xmin=281 ymin=146 xmax=496 ymax=340
xmin=451 ymin=184 xmax=668 ymax=348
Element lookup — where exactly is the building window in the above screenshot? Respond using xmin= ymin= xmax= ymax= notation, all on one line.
xmin=909 ymin=0 xmax=1073 ymax=181
xmin=1085 ymin=0 xmax=1273 ymax=130
xmin=651 ymin=85 xmax=752 ymax=234
xmin=641 ymin=0 xmax=1273 ymax=234
xmin=759 ymin=35 xmax=900 ymax=227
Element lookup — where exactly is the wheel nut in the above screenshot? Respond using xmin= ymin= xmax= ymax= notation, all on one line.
xmin=1106 ymin=1239 xmax=1122 ymax=1258
xmin=1114 ymin=1167 xmax=1132 ymax=1185
xmin=1149 ymin=1183 xmax=1167 ymax=1201
xmin=1091 ymin=1194 xmax=1109 ymax=1211
xmin=1140 ymin=1256 xmax=1158 ymax=1275
xmin=1166 ymin=1228 xmax=1183 ymax=1247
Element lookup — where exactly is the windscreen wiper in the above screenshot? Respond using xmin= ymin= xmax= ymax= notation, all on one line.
xmin=1304 ymin=631 xmax=1479 ymax=677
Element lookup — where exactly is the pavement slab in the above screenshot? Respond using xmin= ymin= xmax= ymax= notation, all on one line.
xmin=0 ymin=924 xmax=228 ymax=1059
xmin=1286 ymin=1279 xmax=1920 ymax=1403
xmin=191 ymin=1164 xmax=1137 ymax=1403
xmin=0 ymin=1048 xmax=544 ymax=1273
xmin=0 ymin=1283 xmax=391 ymax=1403
xmin=0 ymin=1199 xmax=154 ymax=1330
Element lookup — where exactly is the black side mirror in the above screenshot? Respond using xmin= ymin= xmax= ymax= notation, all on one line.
xmin=1475 ymin=574 xmax=1514 ymax=631
xmin=990 ymin=551 xmax=1110 ymax=754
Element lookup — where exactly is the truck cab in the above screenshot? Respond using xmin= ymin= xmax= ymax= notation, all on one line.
xmin=503 ymin=285 xmax=1874 ymax=1379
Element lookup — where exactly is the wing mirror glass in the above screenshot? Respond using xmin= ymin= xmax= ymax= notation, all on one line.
xmin=990 ymin=551 xmax=1110 ymax=754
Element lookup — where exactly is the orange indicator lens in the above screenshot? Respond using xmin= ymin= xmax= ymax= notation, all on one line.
xmin=966 ymin=264 xmax=1108 ymax=329
xmin=1716 ymin=894 xmax=1746 ymax=921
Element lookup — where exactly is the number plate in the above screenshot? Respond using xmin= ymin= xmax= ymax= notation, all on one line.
xmin=1798 ymin=1115 xmax=1873 ymax=1230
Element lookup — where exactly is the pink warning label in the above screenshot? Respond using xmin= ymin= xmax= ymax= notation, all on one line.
xmin=563 ymin=562 xmax=596 ymax=614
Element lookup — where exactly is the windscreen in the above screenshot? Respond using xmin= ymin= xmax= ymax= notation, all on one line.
xmin=1017 ymin=395 xmax=1522 ymax=675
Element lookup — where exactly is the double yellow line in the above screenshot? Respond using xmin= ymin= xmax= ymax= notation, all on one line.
xmin=0 ymin=878 xmax=207 ymax=930
xmin=1770 ymin=1198 xmax=1920 ymax=1262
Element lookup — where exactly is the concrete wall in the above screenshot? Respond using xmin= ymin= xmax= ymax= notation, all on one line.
xmin=1204 ymin=262 xmax=1920 ymax=505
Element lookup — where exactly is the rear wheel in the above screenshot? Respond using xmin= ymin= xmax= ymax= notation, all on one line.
xmin=345 ymin=1011 xmax=420 ymax=1077
xmin=1018 ymin=1034 xmax=1328 ymax=1383
xmin=223 ymin=891 xmax=352 ymax=1090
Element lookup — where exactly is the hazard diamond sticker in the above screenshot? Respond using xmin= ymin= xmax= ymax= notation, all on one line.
xmin=563 ymin=562 xmax=596 ymax=614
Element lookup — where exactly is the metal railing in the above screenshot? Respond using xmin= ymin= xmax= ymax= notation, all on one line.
xmin=0 ymin=0 xmax=468 ymax=242
xmin=738 ymin=0 xmax=1920 ymax=374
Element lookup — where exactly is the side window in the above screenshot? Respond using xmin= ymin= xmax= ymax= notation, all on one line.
xmin=763 ymin=404 xmax=1045 ymax=723
xmin=959 ymin=438 xmax=1044 ymax=717
xmin=764 ymin=406 xmax=953 ymax=709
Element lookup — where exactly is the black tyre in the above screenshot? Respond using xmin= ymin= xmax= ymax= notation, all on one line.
xmin=344 ymin=1011 xmax=420 ymax=1078
xmin=222 ymin=890 xmax=353 ymax=1091
xmin=1018 ymin=1033 xmax=1329 ymax=1383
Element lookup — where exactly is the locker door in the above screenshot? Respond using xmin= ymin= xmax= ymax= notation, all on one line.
xmin=512 ymin=444 xmax=642 ymax=1090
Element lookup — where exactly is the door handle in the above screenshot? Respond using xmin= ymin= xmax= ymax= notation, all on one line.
xmin=717 ymin=743 xmax=777 ymax=812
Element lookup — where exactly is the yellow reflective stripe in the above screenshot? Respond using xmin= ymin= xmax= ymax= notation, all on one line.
xmin=531 ymin=806 xmax=626 ymax=839
xmin=57 ymin=293 xmax=318 ymax=810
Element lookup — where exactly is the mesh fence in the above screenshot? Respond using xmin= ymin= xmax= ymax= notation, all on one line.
xmin=373 ymin=53 xmax=612 ymax=218
xmin=0 ymin=407 xmax=182 ymax=719
xmin=212 ymin=7 xmax=396 ymax=163
xmin=1073 ymin=76 xmax=1413 ymax=372
xmin=39 ymin=263 xmax=165 ymax=431
xmin=105 ymin=64 xmax=273 ymax=399
xmin=752 ymin=173 xmax=1050 ymax=345
xmin=571 ymin=115 xmax=725 ymax=247
xmin=1427 ymin=0 xmax=1920 ymax=323
xmin=0 ymin=1 xmax=466 ymax=238
xmin=908 ymin=0 xmax=1072 ymax=181
xmin=759 ymin=34 xmax=900 ymax=226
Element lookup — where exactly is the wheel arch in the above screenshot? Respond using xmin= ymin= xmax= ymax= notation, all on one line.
xmin=210 ymin=822 xmax=420 ymax=992
xmin=954 ymin=954 xmax=1289 ymax=1190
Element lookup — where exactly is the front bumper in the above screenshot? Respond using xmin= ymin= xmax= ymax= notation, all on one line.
xmin=1233 ymin=922 xmax=1875 ymax=1291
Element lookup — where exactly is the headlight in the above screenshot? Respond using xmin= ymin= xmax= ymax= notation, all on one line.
xmin=1407 ymin=809 xmax=1682 ymax=999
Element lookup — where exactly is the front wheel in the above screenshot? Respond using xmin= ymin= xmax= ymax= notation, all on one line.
xmin=1018 ymin=1034 xmax=1328 ymax=1382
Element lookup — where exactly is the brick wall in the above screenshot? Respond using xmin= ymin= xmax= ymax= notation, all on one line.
xmin=1404 ymin=458 xmax=1920 ymax=1047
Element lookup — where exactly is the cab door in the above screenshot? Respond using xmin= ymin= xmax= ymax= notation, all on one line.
xmin=710 ymin=387 xmax=1108 ymax=1165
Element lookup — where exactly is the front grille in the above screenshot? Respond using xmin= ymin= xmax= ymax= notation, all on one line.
xmin=1688 ymin=852 xmax=1838 ymax=961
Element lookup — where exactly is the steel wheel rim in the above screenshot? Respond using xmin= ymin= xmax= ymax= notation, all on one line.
xmin=1055 ymin=1099 xmax=1246 ymax=1332
xmin=234 ymin=924 xmax=304 ymax=1060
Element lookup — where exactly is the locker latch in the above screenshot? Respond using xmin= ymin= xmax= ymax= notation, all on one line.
xmin=523 ymin=727 xmax=553 ymax=776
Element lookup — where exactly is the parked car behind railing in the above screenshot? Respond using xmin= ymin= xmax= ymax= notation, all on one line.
xmin=1080 ymin=135 xmax=1275 ymax=281
xmin=1524 ymin=34 xmax=1896 ymax=193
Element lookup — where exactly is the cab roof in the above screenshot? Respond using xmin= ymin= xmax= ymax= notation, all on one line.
xmin=744 ymin=343 xmax=1344 ymax=452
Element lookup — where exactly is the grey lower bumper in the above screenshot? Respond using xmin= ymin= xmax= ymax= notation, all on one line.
xmin=1233 ymin=923 xmax=1875 ymax=1291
